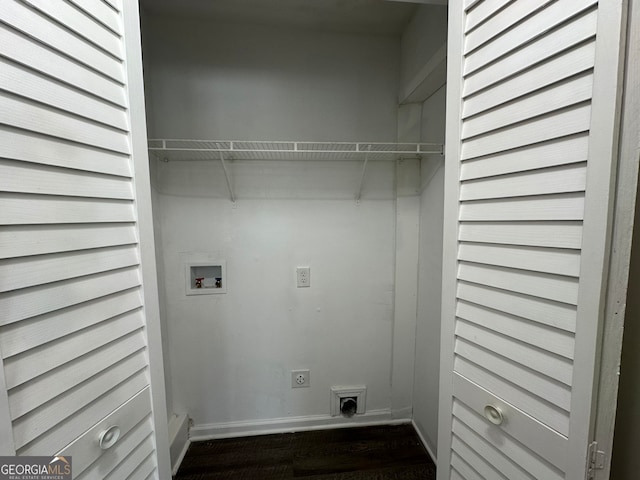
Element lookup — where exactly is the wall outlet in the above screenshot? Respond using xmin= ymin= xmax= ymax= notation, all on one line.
xmin=292 ymin=369 xmax=310 ymax=388
xmin=296 ymin=267 xmax=310 ymax=288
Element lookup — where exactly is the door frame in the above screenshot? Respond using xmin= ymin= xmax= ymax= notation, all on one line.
xmin=435 ymin=0 xmax=464 ymax=474
xmin=593 ymin=0 xmax=640 ymax=477
xmin=122 ymin=1 xmax=172 ymax=477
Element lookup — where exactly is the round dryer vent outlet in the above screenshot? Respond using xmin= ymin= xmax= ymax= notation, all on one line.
xmin=340 ymin=397 xmax=358 ymax=417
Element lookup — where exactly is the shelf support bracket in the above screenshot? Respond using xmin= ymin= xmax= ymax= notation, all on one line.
xmin=217 ymin=144 xmax=236 ymax=204
xmin=355 ymin=145 xmax=371 ymax=204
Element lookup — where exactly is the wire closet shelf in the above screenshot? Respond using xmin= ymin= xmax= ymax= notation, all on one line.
xmin=147 ymin=139 xmax=444 ymax=162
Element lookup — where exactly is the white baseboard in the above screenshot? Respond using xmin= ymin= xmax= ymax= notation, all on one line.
xmin=391 ymin=406 xmax=413 ymax=420
xmin=412 ymin=419 xmax=437 ymax=464
xmin=190 ymin=409 xmax=411 ymax=441
xmin=168 ymin=413 xmax=190 ymax=475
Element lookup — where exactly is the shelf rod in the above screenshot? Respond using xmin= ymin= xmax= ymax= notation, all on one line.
xmin=355 ymin=145 xmax=371 ymax=203
xmin=217 ymin=144 xmax=236 ymax=203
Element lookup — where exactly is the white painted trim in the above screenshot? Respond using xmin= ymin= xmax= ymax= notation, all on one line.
xmin=392 ymin=406 xmax=413 ymax=420
xmin=189 ymin=409 xmax=410 ymax=441
xmin=172 ymin=439 xmax=190 ymax=477
xmin=0 ymin=350 xmax=15 ymax=455
xmin=437 ymin=0 xmax=464 ymax=478
xmin=594 ymin=0 xmax=639 ymax=478
xmin=567 ymin=1 xmax=627 ymax=479
xmin=121 ymin=2 xmax=171 ymax=478
xmin=169 ymin=414 xmax=190 ymax=476
xmin=412 ymin=419 xmax=437 ymax=464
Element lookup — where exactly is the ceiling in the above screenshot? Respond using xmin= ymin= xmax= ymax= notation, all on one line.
xmin=139 ymin=0 xmax=423 ymax=35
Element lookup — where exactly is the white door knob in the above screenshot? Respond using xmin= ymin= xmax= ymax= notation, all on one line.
xmin=484 ymin=404 xmax=504 ymax=425
xmin=98 ymin=425 xmax=121 ymax=450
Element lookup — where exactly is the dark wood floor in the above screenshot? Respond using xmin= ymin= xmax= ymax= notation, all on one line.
xmin=175 ymin=424 xmax=436 ymax=479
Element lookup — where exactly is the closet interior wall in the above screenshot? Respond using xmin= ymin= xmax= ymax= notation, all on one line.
xmin=399 ymin=5 xmax=447 ymax=458
xmin=141 ymin=3 xmax=447 ymax=444
xmin=414 ymin=84 xmax=447 ymax=459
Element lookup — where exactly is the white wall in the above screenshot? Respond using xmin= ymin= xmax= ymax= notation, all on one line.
xmin=149 ymin=159 xmax=174 ymax=421
xmin=415 ymin=93 xmax=446 ymax=461
xmin=142 ymin=14 xmax=400 ymax=142
xmin=396 ymin=3 xmax=447 ymax=459
xmin=400 ymin=6 xmax=448 ymax=94
xmin=392 ymin=6 xmax=447 ymax=435
xmin=142 ymin=13 xmax=403 ymax=430
xmin=413 ymin=84 xmax=446 ymax=458
xmin=154 ymin=166 xmax=396 ymax=428
xmin=414 ymin=162 xmax=444 ymax=459
xmin=391 ymin=158 xmax=421 ymax=420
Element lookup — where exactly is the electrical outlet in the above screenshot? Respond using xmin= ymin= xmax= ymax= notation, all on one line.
xmin=296 ymin=267 xmax=310 ymax=288
xmin=291 ymin=369 xmax=310 ymax=388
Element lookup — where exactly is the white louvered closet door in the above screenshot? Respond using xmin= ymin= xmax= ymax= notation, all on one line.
xmin=438 ymin=1 xmax=625 ymax=480
xmin=0 ymin=0 xmax=168 ymax=478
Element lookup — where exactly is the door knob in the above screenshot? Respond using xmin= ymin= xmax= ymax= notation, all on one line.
xmin=98 ymin=425 xmax=121 ymax=450
xmin=484 ymin=404 xmax=504 ymax=425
